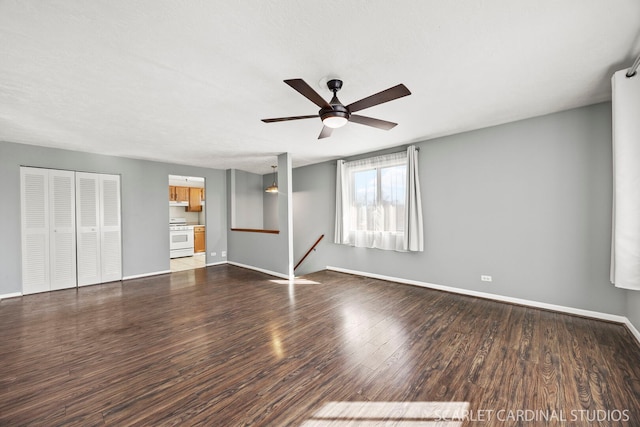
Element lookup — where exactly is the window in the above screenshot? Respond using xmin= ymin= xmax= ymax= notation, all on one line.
xmin=336 ymin=152 xmax=407 ymax=251
xmin=335 ymin=146 xmax=423 ymax=252
xmin=351 ymin=157 xmax=406 ymax=232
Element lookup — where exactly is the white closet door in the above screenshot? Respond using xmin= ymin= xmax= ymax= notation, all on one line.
xmin=49 ymin=170 xmax=77 ymax=290
xmin=76 ymin=172 xmax=101 ymax=286
xmin=21 ymin=167 xmax=50 ymax=295
xmin=100 ymin=174 xmax=122 ymax=282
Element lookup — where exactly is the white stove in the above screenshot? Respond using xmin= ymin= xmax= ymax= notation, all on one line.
xmin=170 ymin=217 xmax=194 ymax=258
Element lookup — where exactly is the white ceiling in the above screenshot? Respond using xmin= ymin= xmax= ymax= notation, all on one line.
xmin=1 ymin=1 xmax=639 ymax=174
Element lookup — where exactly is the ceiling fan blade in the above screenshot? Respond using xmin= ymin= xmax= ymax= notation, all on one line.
xmin=349 ymin=114 xmax=398 ymax=130
xmin=262 ymin=115 xmax=318 ymax=123
xmin=318 ymin=126 xmax=333 ymax=139
xmin=285 ymin=79 xmax=332 ymax=109
xmin=346 ymin=84 xmax=411 ymax=113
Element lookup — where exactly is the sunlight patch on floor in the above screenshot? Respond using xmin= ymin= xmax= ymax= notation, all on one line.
xmin=301 ymin=401 xmax=468 ymax=426
xmin=269 ymin=279 xmax=320 ymax=285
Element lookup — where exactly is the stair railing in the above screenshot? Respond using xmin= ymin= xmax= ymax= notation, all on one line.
xmin=294 ymin=234 xmax=325 ymax=271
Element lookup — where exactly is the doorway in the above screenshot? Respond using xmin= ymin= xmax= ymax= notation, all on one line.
xmin=169 ymin=175 xmax=205 ymax=272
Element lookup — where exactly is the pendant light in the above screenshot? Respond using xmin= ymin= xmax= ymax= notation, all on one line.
xmin=265 ymin=165 xmax=278 ymax=193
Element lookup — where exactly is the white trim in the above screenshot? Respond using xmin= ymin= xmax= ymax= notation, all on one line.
xmin=122 ymin=270 xmax=171 ymax=281
xmin=206 ymin=261 xmax=227 ymax=267
xmin=326 ymin=266 xmax=628 ymax=324
xmin=227 ymin=261 xmax=290 ymax=279
xmin=624 ymin=318 xmax=640 ymax=344
xmin=283 ymin=153 xmax=295 ymax=280
xmin=0 ymin=292 xmax=22 ymax=300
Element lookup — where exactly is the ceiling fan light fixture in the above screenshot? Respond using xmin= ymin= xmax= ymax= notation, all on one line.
xmin=322 ymin=115 xmax=348 ymax=128
xmin=320 ymin=104 xmax=349 ymax=129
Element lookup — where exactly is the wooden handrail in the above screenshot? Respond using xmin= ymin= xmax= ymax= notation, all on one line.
xmin=230 ymin=228 xmax=280 ymax=234
xmin=294 ymin=234 xmax=325 ymax=271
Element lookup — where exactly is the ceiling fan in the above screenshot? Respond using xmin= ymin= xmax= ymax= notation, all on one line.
xmin=262 ymin=78 xmax=411 ymax=139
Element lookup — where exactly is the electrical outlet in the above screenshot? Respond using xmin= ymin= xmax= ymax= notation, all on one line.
xmin=211 ymin=252 xmax=216 ymax=257
xmin=481 ymin=275 xmax=492 ymax=282
xmin=221 ymin=251 xmax=227 ymax=257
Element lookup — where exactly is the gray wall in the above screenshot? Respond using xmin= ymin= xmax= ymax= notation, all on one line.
xmin=293 ymin=102 xmax=628 ymax=316
xmin=0 ymin=140 xmax=227 ymax=295
xmin=230 ymin=169 xmax=263 ymax=229
xmin=292 ymin=161 xmax=334 ymax=275
xmin=227 ymin=153 xmax=293 ymax=277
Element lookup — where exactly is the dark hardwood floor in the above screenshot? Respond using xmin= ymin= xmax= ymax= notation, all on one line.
xmin=1 ymin=265 xmax=639 ymax=426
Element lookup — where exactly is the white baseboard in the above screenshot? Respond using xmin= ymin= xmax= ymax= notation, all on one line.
xmin=227 ymin=261 xmax=291 ymax=280
xmin=206 ymin=261 xmax=228 ymax=267
xmin=0 ymin=292 xmax=22 ymax=300
xmin=624 ymin=318 xmax=640 ymax=344
xmin=122 ymin=270 xmax=171 ymax=281
xmin=326 ymin=266 xmax=632 ymax=326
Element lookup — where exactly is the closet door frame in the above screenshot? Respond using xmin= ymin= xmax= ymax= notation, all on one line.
xmin=21 ymin=168 xmax=123 ymax=294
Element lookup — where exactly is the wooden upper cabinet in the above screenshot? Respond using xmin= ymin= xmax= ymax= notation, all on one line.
xmin=170 ymin=186 xmax=189 ymax=202
xmin=169 ymin=186 xmax=203 ymax=209
xmin=175 ymin=186 xmax=190 ymax=203
xmin=186 ymin=187 xmax=202 ymax=212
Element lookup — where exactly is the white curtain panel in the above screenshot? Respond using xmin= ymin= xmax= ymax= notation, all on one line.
xmin=404 ymin=145 xmax=424 ymax=252
xmin=334 ymin=160 xmax=347 ymax=244
xmin=611 ymin=69 xmax=640 ymax=290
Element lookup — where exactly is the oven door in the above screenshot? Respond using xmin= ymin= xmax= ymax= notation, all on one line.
xmin=170 ymin=230 xmax=193 ymax=250
xmin=170 ymin=228 xmax=194 ymax=258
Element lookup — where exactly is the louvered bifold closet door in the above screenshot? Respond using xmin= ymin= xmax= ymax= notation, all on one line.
xmin=99 ymin=174 xmax=122 ymax=282
xmin=21 ymin=167 xmax=50 ymax=295
xmin=76 ymin=172 xmax=101 ymax=286
xmin=49 ymin=170 xmax=77 ymax=290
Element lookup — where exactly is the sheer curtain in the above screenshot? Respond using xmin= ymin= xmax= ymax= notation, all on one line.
xmin=334 ymin=146 xmax=423 ymax=252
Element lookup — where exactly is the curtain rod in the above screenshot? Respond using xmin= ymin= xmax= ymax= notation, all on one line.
xmin=626 ymin=53 xmax=640 ymax=77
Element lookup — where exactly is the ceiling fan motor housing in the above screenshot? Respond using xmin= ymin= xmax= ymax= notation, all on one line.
xmin=320 ymin=104 xmax=349 ymax=121
xmin=321 ymin=79 xmax=350 ymax=121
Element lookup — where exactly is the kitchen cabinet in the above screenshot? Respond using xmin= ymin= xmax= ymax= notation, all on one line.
xmin=194 ymin=226 xmax=205 ymax=253
xmin=175 ymin=186 xmax=189 ymax=203
xmin=170 ymin=186 xmax=203 ymax=209
xmin=186 ymin=187 xmax=202 ymax=212
xmin=169 ymin=186 xmax=189 ymax=203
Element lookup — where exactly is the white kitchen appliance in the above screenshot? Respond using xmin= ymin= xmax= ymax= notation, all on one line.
xmin=170 ymin=217 xmax=194 ymax=258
